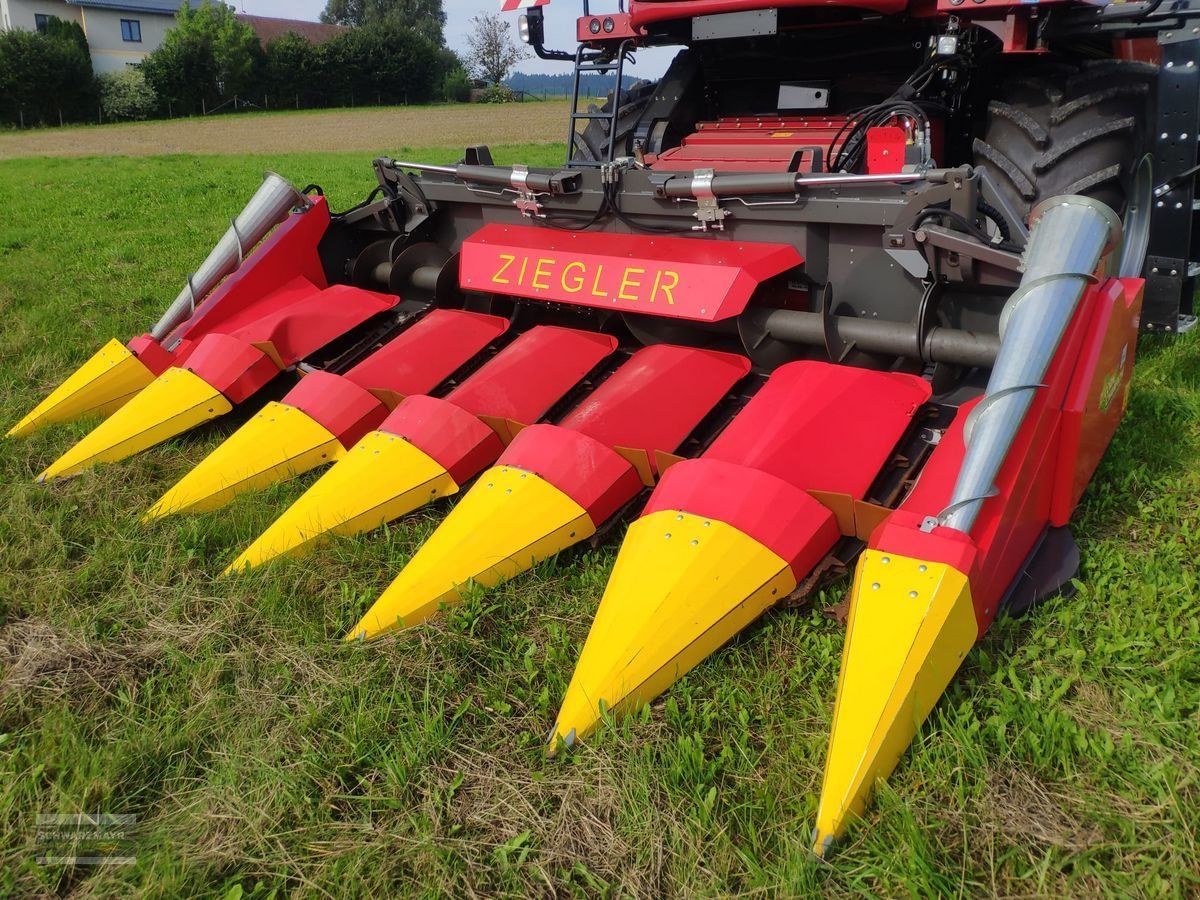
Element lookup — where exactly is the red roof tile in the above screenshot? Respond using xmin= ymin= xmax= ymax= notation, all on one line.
xmin=236 ymin=14 xmax=348 ymax=46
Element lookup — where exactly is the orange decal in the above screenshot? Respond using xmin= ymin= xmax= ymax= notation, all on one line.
xmin=618 ymin=267 xmax=647 ymax=302
xmin=532 ymin=258 xmax=555 ymax=291
xmin=492 ymin=253 xmax=517 ymax=285
xmin=590 ymin=264 xmax=608 ymax=299
xmin=651 ymin=270 xmax=680 ymax=305
xmin=561 ymin=261 xmax=586 ymax=293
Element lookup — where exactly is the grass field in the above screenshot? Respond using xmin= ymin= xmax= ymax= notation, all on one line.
xmin=0 ymin=122 xmax=1198 ymax=896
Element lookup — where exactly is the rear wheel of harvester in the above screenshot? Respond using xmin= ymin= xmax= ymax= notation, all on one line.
xmin=972 ymin=59 xmax=1156 ymax=277
xmin=572 ymin=79 xmax=658 ymax=163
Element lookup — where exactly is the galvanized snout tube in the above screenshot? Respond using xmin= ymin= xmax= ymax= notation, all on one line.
xmin=151 ymin=172 xmax=309 ymax=344
xmin=938 ymin=195 xmax=1123 ymax=534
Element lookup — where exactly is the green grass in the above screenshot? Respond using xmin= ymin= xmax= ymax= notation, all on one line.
xmin=0 ymin=152 xmax=1197 ymax=897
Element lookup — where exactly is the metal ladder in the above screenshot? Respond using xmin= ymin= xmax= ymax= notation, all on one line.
xmin=565 ymin=0 xmax=632 ymax=167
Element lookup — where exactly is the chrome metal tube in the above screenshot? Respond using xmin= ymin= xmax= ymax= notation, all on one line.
xmin=939 ymin=196 xmax=1122 ymax=534
xmin=390 ymin=161 xmax=459 ymax=176
xmin=152 ymin=172 xmax=308 ymax=343
xmin=660 ymin=170 xmax=929 ymax=200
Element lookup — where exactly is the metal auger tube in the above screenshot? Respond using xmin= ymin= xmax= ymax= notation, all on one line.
xmin=938 ymin=195 xmax=1123 ymax=535
xmin=151 ymin=172 xmax=309 ymax=344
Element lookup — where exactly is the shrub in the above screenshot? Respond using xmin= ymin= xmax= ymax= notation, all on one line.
xmin=0 ymin=25 xmax=94 ymax=126
xmin=319 ymin=21 xmax=442 ymax=107
xmin=476 ymin=84 xmax=516 ymax=104
xmin=263 ymin=32 xmax=321 ymax=109
xmin=443 ymin=68 xmax=471 ymax=103
xmin=98 ymin=68 xmax=158 ymax=121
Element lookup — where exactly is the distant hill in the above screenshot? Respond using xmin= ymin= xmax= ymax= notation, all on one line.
xmin=504 ymin=71 xmax=641 ymax=98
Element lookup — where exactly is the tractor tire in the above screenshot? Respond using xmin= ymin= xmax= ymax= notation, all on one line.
xmin=572 ymin=79 xmax=658 ymax=163
xmin=972 ymin=59 xmax=1156 ymax=274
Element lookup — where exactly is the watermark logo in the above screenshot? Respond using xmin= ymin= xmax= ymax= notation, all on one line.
xmin=35 ymin=814 xmax=137 ymax=866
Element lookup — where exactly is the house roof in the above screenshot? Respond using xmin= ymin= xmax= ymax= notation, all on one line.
xmin=235 ymin=14 xmax=348 ymax=46
xmin=66 ymin=0 xmax=200 ymax=13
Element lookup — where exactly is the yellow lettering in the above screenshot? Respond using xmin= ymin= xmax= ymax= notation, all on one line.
xmin=492 ymin=253 xmax=517 ymax=285
xmin=517 ymin=256 xmax=530 ymax=286
xmin=652 ymin=270 xmax=680 ymax=306
xmin=590 ymin=264 xmax=608 ymax=299
xmin=532 ymin=257 xmax=555 ymax=291
xmin=561 ymin=261 xmax=587 ymax=293
xmin=618 ymin=267 xmax=647 ymax=302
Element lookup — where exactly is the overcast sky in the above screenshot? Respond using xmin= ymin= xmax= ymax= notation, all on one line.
xmin=234 ymin=1 xmax=674 ymax=77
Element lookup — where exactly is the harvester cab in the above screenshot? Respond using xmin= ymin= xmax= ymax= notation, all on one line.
xmin=11 ymin=0 xmax=1200 ymax=859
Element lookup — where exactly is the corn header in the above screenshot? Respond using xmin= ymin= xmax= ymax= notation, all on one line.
xmin=12 ymin=0 xmax=1199 ymax=855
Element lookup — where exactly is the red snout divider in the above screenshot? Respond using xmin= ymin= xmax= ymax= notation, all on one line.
xmin=643 ymin=361 xmax=933 ymax=578
xmin=499 ymin=344 xmax=753 ymax=524
xmin=378 ymin=326 xmax=621 ymax=486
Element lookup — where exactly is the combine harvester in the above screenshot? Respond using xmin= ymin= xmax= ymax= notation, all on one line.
xmin=12 ymin=0 xmax=1199 ymax=855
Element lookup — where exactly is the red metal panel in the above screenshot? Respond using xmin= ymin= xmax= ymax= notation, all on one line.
xmin=226 ymin=284 xmax=398 ymax=368
xmin=344 ymin=309 xmax=509 ymax=398
xmin=651 ymin=145 xmax=821 ymax=173
xmin=125 ymin=333 xmax=176 ymax=377
xmin=182 ymin=333 xmax=279 ymax=404
xmin=448 ymin=326 xmax=618 ymax=424
xmin=498 ymin=424 xmax=645 ymax=524
xmin=645 ymin=458 xmax=841 ymax=577
xmin=495 ymin=344 xmax=749 ymax=524
xmin=650 ymin=117 xmax=852 ymax=173
xmin=284 ymin=370 xmax=389 ymax=449
xmin=704 ymin=361 xmax=931 ymax=497
xmin=867 ymin=510 xmax=980 ymax=576
xmin=170 ymin=276 xmax=323 ymax=370
xmin=167 ymin=199 xmax=332 ymax=347
xmin=866 ymin=126 xmax=907 ymax=175
xmin=629 ymin=0 xmax=909 ymax=28
xmin=459 ymin=223 xmax=802 ymax=323
xmin=379 ymin=394 xmax=504 ymax=485
xmin=1050 ymin=278 xmax=1143 ymax=525
xmin=688 ymin=118 xmax=852 ymax=144
xmin=363 ymin=326 xmax=617 ymax=487
xmin=629 ymin=361 xmax=926 ymax=577
xmin=883 ymin=281 xmax=1115 ymax=634
xmin=577 ymin=12 xmax=636 ymax=41
xmin=559 ymin=345 xmax=751 ymax=469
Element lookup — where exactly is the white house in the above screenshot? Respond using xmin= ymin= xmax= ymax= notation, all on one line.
xmin=0 ymin=0 xmax=199 ymax=74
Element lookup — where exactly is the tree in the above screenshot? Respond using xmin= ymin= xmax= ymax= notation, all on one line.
xmin=320 ymin=0 xmax=446 ymax=44
xmin=465 ymin=13 xmax=527 ymax=86
xmin=142 ymin=1 xmax=261 ymax=115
